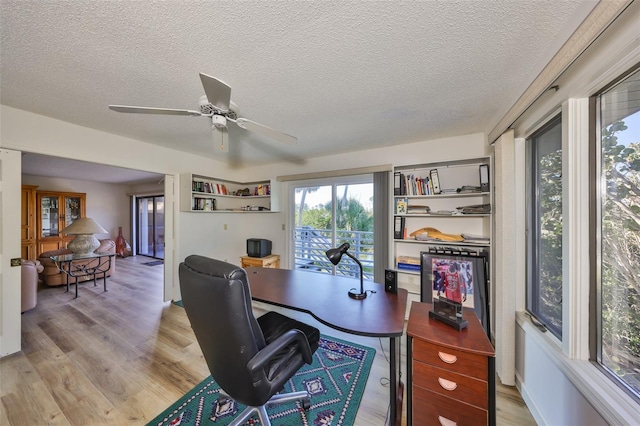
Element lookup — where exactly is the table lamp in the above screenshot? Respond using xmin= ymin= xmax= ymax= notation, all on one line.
xmin=62 ymin=217 xmax=108 ymax=256
xmin=326 ymin=242 xmax=368 ymax=300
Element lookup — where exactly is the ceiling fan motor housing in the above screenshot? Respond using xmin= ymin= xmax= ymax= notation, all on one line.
xmin=211 ymin=114 xmax=227 ymax=129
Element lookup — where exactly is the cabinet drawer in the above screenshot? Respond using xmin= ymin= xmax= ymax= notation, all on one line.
xmin=412 ymin=385 xmax=487 ymax=426
xmin=413 ymin=338 xmax=488 ymax=381
xmin=413 ymin=360 xmax=488 ymax=409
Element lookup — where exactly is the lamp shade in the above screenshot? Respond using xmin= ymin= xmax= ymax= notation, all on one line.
xmin=62 ymin=217 xmax=108 ymax=235
xmin=326 ymin=242 xmax=350 ymax=265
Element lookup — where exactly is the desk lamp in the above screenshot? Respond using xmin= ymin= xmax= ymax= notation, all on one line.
xmin=326 ymin=242 xmax=367 ymax=300
xmin=62 ymin=217 xmax=108 ymax=256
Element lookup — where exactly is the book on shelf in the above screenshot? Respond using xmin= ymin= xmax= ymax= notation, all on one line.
xmin=461 ymin=233 xmax=490 ymax=243
xmin=394 ymin=216 xmax=405 ymax=239
xmin=397 ymin=263 xmax=421 ymax=272
xmin=396 ymin=255 xmax=421 ymax=271
xmin=456 ymin=185 xmax=483 ymax=193
xmin=406 ymin=204 xmax=430 ymax=214
xmin=395 ymin=197 xmax=408 ymax=214
xmin=396 ymin=255 xmax=420 ymax=265
xmin=429 ymin=169 xmax=441 ymax=194
xmin=456 ymin=203 xmax=491 ymax=214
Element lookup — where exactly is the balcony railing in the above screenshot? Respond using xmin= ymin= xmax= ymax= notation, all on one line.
xmin=294 ymin=226 xmax=374 ymax=281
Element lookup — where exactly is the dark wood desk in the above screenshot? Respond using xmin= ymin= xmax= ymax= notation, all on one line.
xmin=246 ymin=267 xmax=408 ymax=426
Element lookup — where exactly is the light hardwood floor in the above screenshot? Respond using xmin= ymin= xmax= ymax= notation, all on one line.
xmin=1 ymin=256 xmax=536 ymax=425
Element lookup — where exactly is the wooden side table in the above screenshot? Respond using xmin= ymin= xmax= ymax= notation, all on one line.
xmin=240 ymin=254 xmax=280 ymax=269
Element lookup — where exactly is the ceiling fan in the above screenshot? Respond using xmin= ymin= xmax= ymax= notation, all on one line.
xmin=109 ymin=73 xmax=297 ymax=153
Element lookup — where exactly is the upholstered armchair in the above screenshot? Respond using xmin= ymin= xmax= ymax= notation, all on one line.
xmin=38 ymin=239 xmax=116 ymax=286
xmin=21 ymin=259 xmax=43 ymax=312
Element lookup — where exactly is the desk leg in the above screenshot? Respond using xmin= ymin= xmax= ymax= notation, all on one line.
xmin=103 ymin=272 xmax=108 ymax=292
xmin=74 ymin=277 xmax=79 ymax=299
xmin=65 ymin=273 xmax=70 ymax=293
xmin=407 ymin=335 xmax=412 ymax=426
xmin=389 ymin=336 xmax=396 ymax=426
xmin=389 ymin=336 xmax=403 ymax=426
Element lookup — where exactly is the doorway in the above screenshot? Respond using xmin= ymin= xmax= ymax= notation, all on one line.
xmin=137 ymin=195 xmax=164 ymax=259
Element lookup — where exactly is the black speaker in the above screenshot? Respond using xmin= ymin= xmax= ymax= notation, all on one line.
xmin=384 ymin=269 xmax=397 ymax=294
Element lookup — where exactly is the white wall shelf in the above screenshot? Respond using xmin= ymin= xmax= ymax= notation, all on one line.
xmin=180 ymin=173 xmax=279 ymax=213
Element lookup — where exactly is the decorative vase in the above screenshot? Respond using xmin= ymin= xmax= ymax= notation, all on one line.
xmin=115 ymin=226 xmax=127 ymax=257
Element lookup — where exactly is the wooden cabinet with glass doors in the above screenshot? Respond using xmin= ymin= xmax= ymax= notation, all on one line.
xmin=21 ymin=185 xmax=38 ymax=260
xmin=36 ymin=191 xmax=86 ymax=256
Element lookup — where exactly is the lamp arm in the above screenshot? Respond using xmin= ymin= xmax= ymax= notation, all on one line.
xmin=345 ymin=251 xmax=364 ymax=293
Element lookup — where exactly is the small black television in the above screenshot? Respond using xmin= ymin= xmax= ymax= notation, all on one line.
xmin=420 ymin=251 xmax=490 ymax=335
xmin=247 ymin=238 xmax=272 ymax=258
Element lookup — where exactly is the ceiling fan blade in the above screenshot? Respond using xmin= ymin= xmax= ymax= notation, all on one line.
xmin=234 ymin=118 xmax=297 ymax=145
xmin=109 ymin=105 xmax=202 ymax=116
xmin=212 ymin=127 xmax=229 ymax=153
xmin=199 ymin=73 xmax=231 ymax=111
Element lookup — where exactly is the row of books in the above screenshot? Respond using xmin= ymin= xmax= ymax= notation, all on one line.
xmin=393 ymin=171 xmax=440 ymax=195
xmin=394 ymin=170 xmax=441 ymax=196
xmin=192 ymin=197 xmax=217 ymax=211
xmin=254 ymin=184 xmax=271 ymax=196
xmin=192 ymin=180 xmax=271 ymax=197
xmin=193 ymin=180 xmax=229 ymax=195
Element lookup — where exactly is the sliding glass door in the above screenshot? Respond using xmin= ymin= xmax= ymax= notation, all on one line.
xmin=291 ymin=175 xmax=374 ymax=280
xmin=137 ymin=195 xmax=164 ymax=259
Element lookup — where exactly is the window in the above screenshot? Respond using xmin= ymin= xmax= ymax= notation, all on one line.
xmin=290 ymin=175 xmax=375 ymax=280
xmin=593 ymin=66 xmax=640 ymax=398
xmin=526 ymin=114 xmax=563 ymax=339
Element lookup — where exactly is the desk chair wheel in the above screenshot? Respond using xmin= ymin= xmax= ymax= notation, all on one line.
xmin=302 ymin=397 xmax=311 ymax=411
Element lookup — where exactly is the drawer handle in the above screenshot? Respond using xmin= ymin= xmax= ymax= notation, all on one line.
xmin=438 ymin=415 xmax=457 ymax=426
xmin=438 ymin=377 xmax=457 ymax=391
xmin=438 ymin=351 xmax=457 ymax=364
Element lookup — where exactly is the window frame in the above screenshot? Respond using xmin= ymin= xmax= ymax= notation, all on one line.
xmin=589 ymin=63 xmax=640 ymax=401
xmin=526 ymin=113 xmax=564 ymax=340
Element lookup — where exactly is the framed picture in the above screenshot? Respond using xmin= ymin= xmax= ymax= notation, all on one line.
xmin=420 ymin=252 xmax=490 ymax=334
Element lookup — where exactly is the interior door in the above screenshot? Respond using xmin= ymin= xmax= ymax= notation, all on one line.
xmin=163 ymin=175 xmax=174 ymax=303
xmin=0 ymin=148 xmax=22 ymax=356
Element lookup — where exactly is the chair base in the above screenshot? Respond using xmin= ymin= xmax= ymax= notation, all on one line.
xmin=227 ymin=390 xmax=311 ymax=426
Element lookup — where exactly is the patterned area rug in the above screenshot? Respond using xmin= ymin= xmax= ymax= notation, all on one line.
xmin=148 ymin=335 xmax=375 ymax=426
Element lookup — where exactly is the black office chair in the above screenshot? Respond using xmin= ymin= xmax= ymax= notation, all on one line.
xmin=178 ymin=255 xmax=320 ymax=426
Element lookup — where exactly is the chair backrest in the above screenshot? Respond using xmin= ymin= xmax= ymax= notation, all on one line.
xmin=179 ymin=255 xmax=268 ymax=402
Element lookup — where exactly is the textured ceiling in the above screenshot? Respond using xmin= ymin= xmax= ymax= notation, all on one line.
xmin=1 ymin=1 xmax=598 ymax=168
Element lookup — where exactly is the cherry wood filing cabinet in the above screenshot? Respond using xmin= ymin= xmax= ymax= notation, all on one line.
xmin=406 ymin=302 xmax=495 ymax=426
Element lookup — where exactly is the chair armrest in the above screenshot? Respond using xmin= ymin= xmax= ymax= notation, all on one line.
xmin=247 ymin=329 xmax=313 ymax=374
